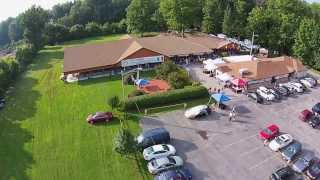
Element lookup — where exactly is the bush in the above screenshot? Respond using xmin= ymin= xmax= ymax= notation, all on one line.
xmin=167 ymin=71 xmax=190 ymax=89
xmin=107 ymin=95 xmax=120 ymax=110
xmin=123 ymin=73 xmax=135 ymax=85
xmin=69 ymin=24 xmax=86 ymax=39
xmin=121 ymin=86 xmax=209 ymax=111
xmin=155 ymin=61 xmax=179 ymax=80
xmin=0 ymin=56 xmax=20 ymax=96
xmin=128 ymin=89 xmax=145 ymax=98
xmin=15 ymin=43 xmax=36 ymax=66
xmin=192 ymin=81 xmax=201 ymax=87
xmin=85 ymin=22 xmax=102 ymax=37
xmin=113 ymin=129 xmax=137 ymax=156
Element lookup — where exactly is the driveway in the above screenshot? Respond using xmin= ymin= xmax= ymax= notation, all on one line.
xmin=140 ymin=87 xmax=320 ymax=180
xmin=187 ymin=64 xmax=223 ymax=90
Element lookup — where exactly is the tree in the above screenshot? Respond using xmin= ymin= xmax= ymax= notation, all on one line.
xmin=51 ymin=2 xmax=74 ymax=21
xmin=8 ymin=18 xmax=23 ymax=43
xmin=69 ymin=24 xmax=86 ymax=39
xmin=113 ymin=129 xmax=137 ymax=156
xmin=222 ymin=7 xmax=235 ymax=36
xmin=85 ymin=22 xmax=102 ymax=36
xmin=126 ymin=0 xmax=154 ymax=36
xmin=44 ymin=23 xmax=70 ymax=45
xmin=69 ymin=1 xmax=94 ymax=25
xmin=160 ymin=0 xmax=201 ymax=36
xmin=168 ymin=71 xmax=189 ymax=89
xmin=202 ymin=0 xmax=224 ymax=33
xmin=107 ymin=95 xmax=120 ymax=110
xmin=155 ymin=61 xmax=179 ymax=80
xmin=293 ymin=18 xmax=320 ymax=67
xmin=21 ymin=6 xmax=49 ymax=50
xmin=0 ymin=18 xmax=14 ymax=45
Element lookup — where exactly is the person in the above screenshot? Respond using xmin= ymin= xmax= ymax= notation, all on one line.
xmin=208 ymin=87 xmax=212 ymax=94
xmin=229 ymin=111 xmax=233 ymax=122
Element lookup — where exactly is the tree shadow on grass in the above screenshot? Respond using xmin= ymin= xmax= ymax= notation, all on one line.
xmin=0 ymin=77 xmax=40 ymax=180
xmin=77 ymin=76 xmax=123 ymax=86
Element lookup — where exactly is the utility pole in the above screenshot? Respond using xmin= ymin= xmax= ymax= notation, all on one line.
xmin=250 ymin=32 xmax=255 ymax=57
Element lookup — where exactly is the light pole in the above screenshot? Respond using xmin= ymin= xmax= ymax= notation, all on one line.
xmin=249 ymin=32 xmax=258 ymax=58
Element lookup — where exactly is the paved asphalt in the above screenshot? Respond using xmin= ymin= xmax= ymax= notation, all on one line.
xmin=140 ymin=87 xmax=320 ymax=180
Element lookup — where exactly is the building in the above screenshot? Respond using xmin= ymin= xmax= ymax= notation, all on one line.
xmin=215 ymin=56 xmax=307 ymax=91
xmin=63 ymin=34 xmax=237 ymax=79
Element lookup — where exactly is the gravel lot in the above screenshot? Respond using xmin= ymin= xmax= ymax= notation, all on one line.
xmin=140 ymin=87 xmax=320 ymax=180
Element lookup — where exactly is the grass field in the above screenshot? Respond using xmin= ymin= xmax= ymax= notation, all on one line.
xmin=0 ymin=34 xmax=152 ymax=180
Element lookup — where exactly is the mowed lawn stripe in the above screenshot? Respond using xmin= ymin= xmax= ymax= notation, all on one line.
xmin=0 ymin=35 xmax=151 ymax=180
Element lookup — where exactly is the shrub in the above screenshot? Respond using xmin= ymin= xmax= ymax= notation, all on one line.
xmin=107 ymin=95 xmax=120 ymax=110
xmin=192 ymin=81 xmax=201 ymax=87
xmin=167 ymin=71 xmax=190 ymax=89
xmin=85 ymin=22 xmax=102 ymax=37
xmin=123 ymin=73 xmax=135 ymax=85
xmin=15 ymin=43 xmax=36 ymax=66
xmin=155 ymin=61 xmax=179 ymax=80
xmin=0 ymin=56 xmax=20 ymax=96
xmin=128 ymin=89 xmax=145 ymax=98
xmin=113 ymin=129 xmax=137 ymax=156
xmin=69 ymin=24 xmax=86 ymax=39
xmin=121 ymin=86 xmax=209 ymax=111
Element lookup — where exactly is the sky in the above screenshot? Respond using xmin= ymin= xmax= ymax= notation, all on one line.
xmin=0 ymin=0 xmax=319 ymax=22
xmin=0 ymin=0 xmax=73 ymax=21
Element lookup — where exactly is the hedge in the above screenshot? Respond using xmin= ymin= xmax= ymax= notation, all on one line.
xmin=121 ymin=86 xmax=209 ymax=111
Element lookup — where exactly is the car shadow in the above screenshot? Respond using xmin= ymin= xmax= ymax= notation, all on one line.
xmin=184 ymin=162 xmax=210 ymax=180
xmin=235 ymin=105 xmax=251 ymax=114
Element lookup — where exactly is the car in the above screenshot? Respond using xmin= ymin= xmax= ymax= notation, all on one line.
xmin=269 ymin=88 xmax=282 ymax=100
xmin=279 ymin=83 xmax=296 ymax=94
xmin=147 ymin=156 xmax=183 ymax=175
xmin=184 ymin=105 xmax=211 ymax=119
xmin=299 ymin=109 xmax=313 ymax=122
xmin=136 ymin=128 xmax=170 ymax=149
xmin=0 ymin=98 xmax=5 ymax=109
xmin=86 ymin=112 xmax=113 ymax=124
xmin=259 ymin=124 xmax=279 ymax=140
xmin=309 ymin=116 xmax=320 ymax=128
xmin=143 ymin=144 xmax=176 ymax=161
xmin=280 ymin=141 xmax=302 ymax=162
xmin=269 ymin=134 xmax=293 ymax=151
xmin=304 ymin=77 xmax=317 ymax=86
xmin=154 ymin=167 xmax=192 ymax=180
xmin=288 ymin=82 xmax=304 ymax=93
xmin=306 ymin=161 xmax=320 ymax=179
xmin=247 ymin=92 xmax=264 ymax=104
xmin=256 ymin=86 xmax=275 ymax=101
xmin=292 ymin=153 xmax=314 ymax=173
xmin=300 ymin=78 xmax=315 ymax=88
xmin=312 ymin=103 xmax=320 ymax=115
xmin=273 ymin=86 xmax=289 ymax=97
xmin=269 ymin=166 xmax=294 ymax=180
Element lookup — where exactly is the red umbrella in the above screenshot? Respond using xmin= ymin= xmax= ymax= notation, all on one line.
xmin=231 ymin=78 xmax=246 ymax=87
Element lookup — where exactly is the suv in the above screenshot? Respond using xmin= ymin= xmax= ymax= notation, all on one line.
xmin=270 ymin=166 xmax=294 ymax=180
xmin=136 ymin=128 xmax=170 ymax=149
xmin=247 ymin=92 xmax=264 ymax=104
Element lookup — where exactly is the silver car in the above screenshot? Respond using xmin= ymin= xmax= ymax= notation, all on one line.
xmin=147 ymin=156 xmax=183 ymax=174
xmin=292 ymin=153 xmax=314 ymax=173
xmin=143 ymin=144 xmax=176 ymax=161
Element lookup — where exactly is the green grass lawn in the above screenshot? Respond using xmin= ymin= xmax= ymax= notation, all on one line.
xmin=0 ymin=35 xmax=152 ymax=180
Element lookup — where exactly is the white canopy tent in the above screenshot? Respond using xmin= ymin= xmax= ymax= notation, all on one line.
xmin=204 ymin=63 xmax=218 ymax=71
xmin=216 ymin=73 xmax=233 ymax=82
xmin=203 ymin=58 xmax=225 ymax=65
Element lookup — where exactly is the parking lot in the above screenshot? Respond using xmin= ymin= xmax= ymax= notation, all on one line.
xmin=140 ymin=87 xmax=320 ymax=180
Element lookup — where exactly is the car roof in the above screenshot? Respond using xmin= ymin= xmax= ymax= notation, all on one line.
xmin=152 ymin=144 xmax=165 ymax=152
xmin=144 ymin=128 xmax=168 ymax=136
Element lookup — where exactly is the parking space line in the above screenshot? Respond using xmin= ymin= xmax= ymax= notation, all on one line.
xmin=239 ymin=146 xmax=264 ymax=157
xmin=220 ymin=134 xmax=258 ymax=150
xmin=248 ymin=154 xmax=277 ymax=170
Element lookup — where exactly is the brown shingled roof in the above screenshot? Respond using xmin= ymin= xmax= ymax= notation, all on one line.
xmin=64 ymin=36 xmax=213 ymax=73
xmin=216 ymin=56 xmax=306 ymax=81
xmin=184 ymin=34 xmax=233 ymax=49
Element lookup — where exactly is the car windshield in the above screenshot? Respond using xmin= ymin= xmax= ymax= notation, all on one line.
xmin=162 ymin=145 xmax=169 ymax=151
xmin=275 ymin=137 xmax=284 ymax=144
xmin=263 ymin=128 xmax=273 ymax=135
xmin=145 ymin=147 xmax=154 ymax=153
xmin=168 ymin=157 xmax=176 ymax=164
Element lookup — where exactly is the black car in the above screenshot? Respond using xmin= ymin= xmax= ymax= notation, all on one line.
xmin=247 ymin=92 xmax=264 ymax=104
xmin=309 ymin=116 xmax=320 ymax=128
xmin=270 ymin=166 xmax=294 ymax=180
xmin=269 ymin=89 xmax=282 ymax=100
xmin=273 ymin=86 xmax=289 ymax=97
xmin=312 ymin=103 xmax=320 ymax=114
xmin=136 ymin=128 xmax=170 ymax=149
xmin=0 ymin=98 xmax=5 ymax=109
xmin=280 ymin=141 xmax=302 ymax=162
xmin=154 ymin=168 xmax=192 ymax=180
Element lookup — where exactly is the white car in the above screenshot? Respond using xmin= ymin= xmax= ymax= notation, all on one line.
xmin=147 ymin=155 xmax=183 ymax=174
xmin=143 ymin=144 xmax=176 ymax=161
xmin=300 ymin=78 xmax=316 ymax=88
xmin=184 ymin=105 xmax=211 ymax=119
xmin=288 ymin=82 xmax=304 ymax=93
xmin=269 ymin=134 xmax=293 ymax=151
xmin=256 ymin=86 xmax=275 ymax=101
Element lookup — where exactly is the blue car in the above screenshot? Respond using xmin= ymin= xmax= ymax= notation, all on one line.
xmin=154 ymin=168 xmax=192 ymax=180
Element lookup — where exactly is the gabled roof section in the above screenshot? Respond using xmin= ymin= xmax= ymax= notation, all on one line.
xmin=118 ymin=41 xmax=144 ymax=61
xmin=184 ymin=34 xmax=234 ymax=49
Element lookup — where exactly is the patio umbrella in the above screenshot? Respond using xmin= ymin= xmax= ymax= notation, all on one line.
xmin=231 ymin=78 xmax=246 ymax=87
xmin=211 ymin=93 xmax=231 ymax=104
xmin=135 ymin=79 xmax=149 ymax=87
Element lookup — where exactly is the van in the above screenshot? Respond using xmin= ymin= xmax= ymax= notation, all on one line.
xmin=136 ymin=128 xmax=170 ymax=149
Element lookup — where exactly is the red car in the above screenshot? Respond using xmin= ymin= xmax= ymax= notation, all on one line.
xmin=86 ymin=112 xmax=113 ymax=124
xmin=259 ymin=124 xmax=279 ymax=140
xmin=299 ymin=109 xmax=313 ymax=122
